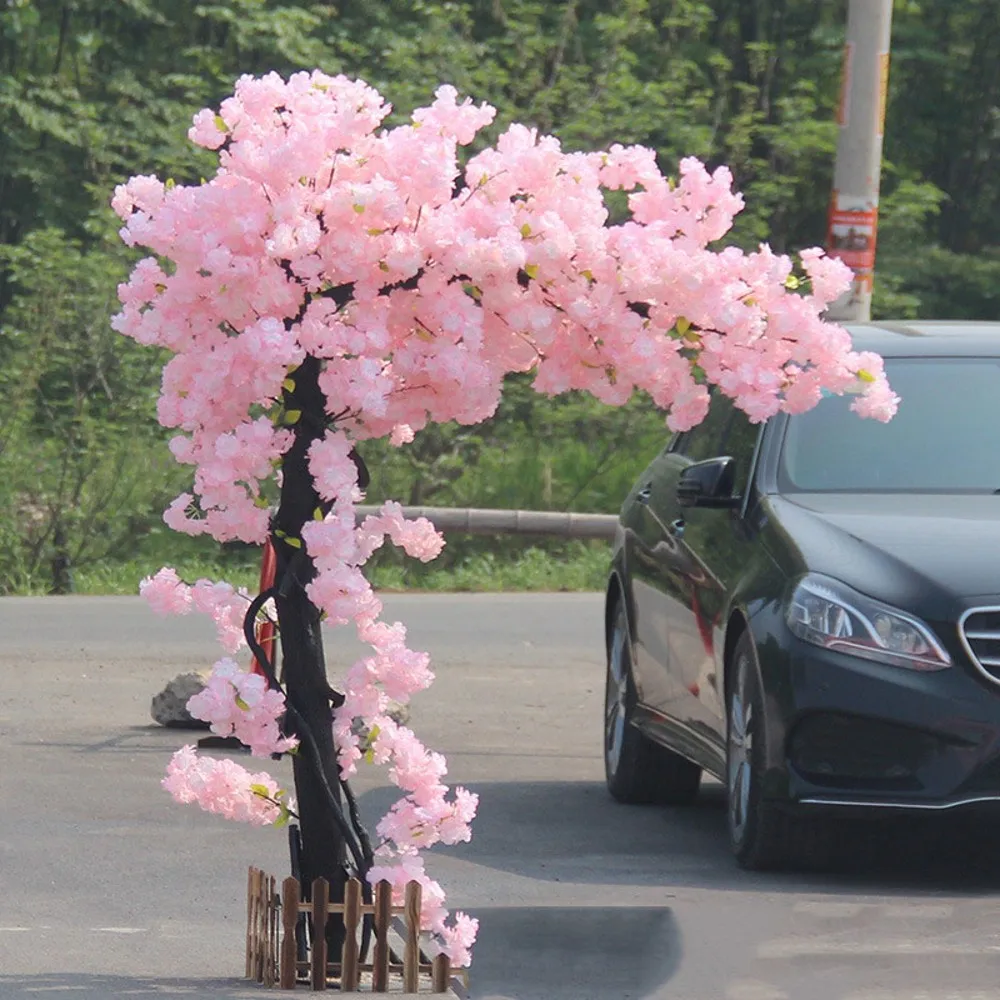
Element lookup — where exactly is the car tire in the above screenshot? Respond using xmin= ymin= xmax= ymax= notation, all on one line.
xmin=727 ymin=631 xmax=832 ymax=870
xmin=605 ymin=602 xmax=702 ymax=805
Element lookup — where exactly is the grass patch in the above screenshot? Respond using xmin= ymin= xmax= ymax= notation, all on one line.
xmin=71 ymin=558 xmax=262 ymax=596
xmin=54 ymin=541 xmax=610 ymax=596
xmin=369 ymin=542 xmax=610 ymax=592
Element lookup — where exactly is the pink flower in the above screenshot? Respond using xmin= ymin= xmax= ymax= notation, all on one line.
xmin=365 ymin=853 xmax=478 ymax=965
xmin=389 ymin=424 xmax=415 ymax=446
xmin=163 ymin=493 xmax=208 ymax=536
xmin=852 ymin=378 xmax=900 ymax=422
xmin=140 ymin=569 xmax=255 ymax=653
xmin=186 ymin=658 xmax=297 ymax=757
xmin=411 ymin=84 xmax=496 ymax=145
xmin=439 ymin=912 xmax=479 ymax=968
xmin=307 ymin=431 xmax=358 ymax=504
xmin=359 ymin=503 xmax=445 ymax=563
xmin=162 ymin=746 xmax=288 ymax=825
xmin=189 ymin=108 xmax=228 ymax=150
xmin=140 ymin=567 xmax=191 ymax=615
xmin=191 ymin=580 xmax=251 ymax=653
xmin=799 ymin=247 xmax=852 ymax=305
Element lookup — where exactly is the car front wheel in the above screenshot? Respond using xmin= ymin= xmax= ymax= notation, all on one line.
xmin=727 ymin=631 xmax=832 ymax=870
xmin=604 ymin=602 xmax=701 ymax=805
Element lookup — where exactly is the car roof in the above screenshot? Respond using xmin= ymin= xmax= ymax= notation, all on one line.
xmin=845 ymin=320 xmax=1000 ymax=357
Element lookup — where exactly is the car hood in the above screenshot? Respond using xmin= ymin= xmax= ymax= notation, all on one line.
xmin=763 ymin=493 xmax=1000 ymax=617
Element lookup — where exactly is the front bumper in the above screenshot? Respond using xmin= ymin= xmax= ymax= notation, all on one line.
xmin=756 ymin=615 xmax=1000 ymax=812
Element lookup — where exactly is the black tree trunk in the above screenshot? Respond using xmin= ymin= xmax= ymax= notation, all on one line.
xmin=272 ymin=353 xmax=347 ymax=957
xmin=49 ymin=523 xmax=73 ymax=594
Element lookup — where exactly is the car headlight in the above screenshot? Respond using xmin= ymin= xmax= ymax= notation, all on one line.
xmin=785 ymin=573 xmax=951 ymax=671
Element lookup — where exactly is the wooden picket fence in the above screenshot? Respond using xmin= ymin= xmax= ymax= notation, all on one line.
xmin=245 ymin=867 xmax=465 ymax=993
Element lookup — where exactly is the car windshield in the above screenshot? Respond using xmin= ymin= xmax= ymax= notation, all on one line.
xmin=779 ymin=357 xmax=1000 ymax=493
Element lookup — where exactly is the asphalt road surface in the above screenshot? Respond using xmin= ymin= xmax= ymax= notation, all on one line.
xmin=2 ymin=594 xmax=1000 ymax=1000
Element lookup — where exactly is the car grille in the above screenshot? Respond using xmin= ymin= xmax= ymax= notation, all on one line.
xmin=959 ymin=607 xmax=1000 ymax=684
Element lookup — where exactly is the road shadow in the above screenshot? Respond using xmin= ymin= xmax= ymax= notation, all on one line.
xmin=0 ymin=975 xmax=264 ymax=999
xmin=358 ymin=780 xmax=1000 ymax=897
xmin=467 ymin=905 xmax=678 ymax=999
xmin=0 ymin=913 xmax=677 ymax=1000
xmin=13 ymin=726 xmax=208 ymax=754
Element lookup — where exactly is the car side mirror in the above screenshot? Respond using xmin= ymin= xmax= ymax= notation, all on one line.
xmin=677 ymin=457 xmax=741 ymax=509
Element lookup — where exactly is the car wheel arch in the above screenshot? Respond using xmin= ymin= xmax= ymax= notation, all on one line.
xmin=723 ymin=610 xmax=752 ymax=705
xmin=605 ymin=571 xmax=629 ymax=645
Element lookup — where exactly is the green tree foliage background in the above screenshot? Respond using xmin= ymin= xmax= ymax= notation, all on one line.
xmin=2 ymin=0 xmax=997 ymax=592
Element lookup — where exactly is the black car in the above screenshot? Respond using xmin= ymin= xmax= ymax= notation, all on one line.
xmin=604 ymin=321 xmax=1000 ymax=869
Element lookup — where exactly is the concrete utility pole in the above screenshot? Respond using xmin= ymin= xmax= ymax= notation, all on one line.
xmin=825 ymin=0 xmax=893 ymax=323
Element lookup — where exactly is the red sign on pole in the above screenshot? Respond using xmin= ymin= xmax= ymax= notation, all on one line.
xmin=826 ymin=198 xmax=878 ymax=275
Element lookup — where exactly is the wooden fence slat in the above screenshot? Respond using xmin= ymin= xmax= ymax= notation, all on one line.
xmin=263 ymin=875 xmax=276 ymax=987
xmin=273 ymin=876 xmax=280 ymax=985
xmin=259 ymin=871 xmax=269 ymax=983
xmin=245 ymin=867 xmax=256 ymax=979
xmin=403 ymin=882 xmax=421 ymax=992
xmin=265 ymin=871 xmax=273 ymax=983
xmin=261 ymin=875 xmax=269 ymax=987
xmin=271 ymin=876 xmax=279 ymax=985
xmin=340 ymin=878 xmax=362 ymax=991
xmin=432 ymin=953 xmax=451 ymax=993
xmin=372 ymin=880 xmax=392 ymax=992
xmin=280 ymin=877 xmax=299 ymax=989
xmin=310 ymin=877 xmax=329 ymax=991
xmin=254 ymin=869 xmax=265 ymax=983
xmin=262 ymin=872 xmax=271 ymax=983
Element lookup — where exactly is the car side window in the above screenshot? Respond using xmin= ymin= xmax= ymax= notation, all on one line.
xmin=675 ymin=390 xmax=734 ymax=463
xmin=673 ymin=392 xmax=731 ymax=462
xmin=720 ymin=407 xmax=761 ymax=496
xmin=676 ymin=390 xmax=761 ymax=494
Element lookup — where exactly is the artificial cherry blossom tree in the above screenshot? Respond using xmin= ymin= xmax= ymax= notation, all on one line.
xmin=113 ymin=71 xmax=896 ymax=968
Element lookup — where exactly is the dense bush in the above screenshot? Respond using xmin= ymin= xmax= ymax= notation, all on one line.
xmin=3 ymin=0 xmax=998 ymax=592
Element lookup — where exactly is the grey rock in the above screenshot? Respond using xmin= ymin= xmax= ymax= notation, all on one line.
xmin=151 ymin=671 xmax=211 ymax=729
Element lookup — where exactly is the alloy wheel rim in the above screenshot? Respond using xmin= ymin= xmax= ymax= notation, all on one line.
xmin=727 ymin=653 xmax=754 ymax=844
xmin=605 ymin=620 xmax=629 ymax=775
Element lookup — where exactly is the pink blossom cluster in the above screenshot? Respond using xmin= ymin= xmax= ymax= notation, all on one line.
xmin=163 ymin=745 xmax=287 ymax=825
xmin=114 ymin=71 xmax=901 ymax=968
xmin=368 ymin=854 xmax=479 ymax=968
xmin=164 ymin=419 xmax=294 ymax=542
xmin=112 ymin=72 xmax=896 ymax=545
xmin=365 ymin=718 xmax=478 ymax=851
xmin=187 ymin=658 xmax=298 ymax=757
xmin=140 ymin=567 xmax=251 ymax=653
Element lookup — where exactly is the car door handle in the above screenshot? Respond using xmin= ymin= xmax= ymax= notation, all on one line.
xmin=636 ymin=484 xmax=652 ymax=504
